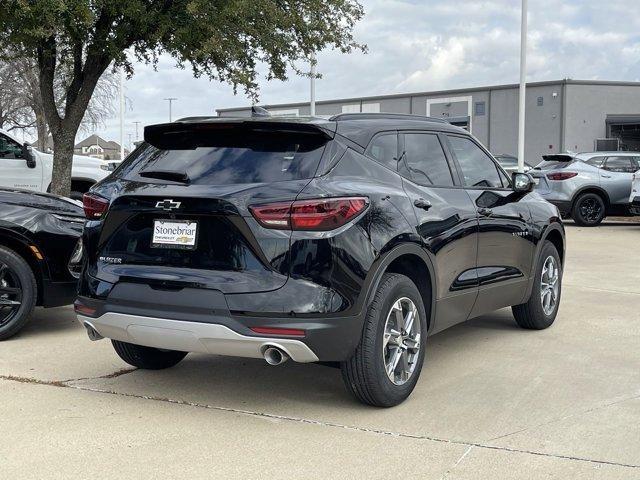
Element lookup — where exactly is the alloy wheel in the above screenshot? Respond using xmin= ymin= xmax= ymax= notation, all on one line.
xmin=0 ymin=262 xmax=23 ymax=327
xmin=382 ymin=297 xmax=421 ymax=386
xmin=579 ymin=198 xmax=602 ymax=224
xmin=540 ymin=256 xmax=560 ymax=316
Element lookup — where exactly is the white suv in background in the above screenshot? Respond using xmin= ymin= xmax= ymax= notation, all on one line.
xmin=0 ymin=128 xmax=119 ymax=199
xmin=631 ymin=170 xmax=640 ymax=215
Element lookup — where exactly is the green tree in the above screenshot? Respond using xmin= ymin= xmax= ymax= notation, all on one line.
xmin=0 ymin=0 xmax=364 ymax=196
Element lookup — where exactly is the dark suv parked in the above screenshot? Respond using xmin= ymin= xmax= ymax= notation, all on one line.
xmin=76 ymin=113 xmax=565 ymax=406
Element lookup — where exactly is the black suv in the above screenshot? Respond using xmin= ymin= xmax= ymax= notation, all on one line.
xmin=77 ymin=113 xmax=565 ymax=406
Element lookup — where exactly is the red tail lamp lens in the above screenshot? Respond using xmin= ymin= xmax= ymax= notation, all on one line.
xmin=83 ymin=193 xmax=109 ymax=219
xmin=250 ymin=197 xmax=368 ymax=231
xmin=547 ymin=172 xmax=578 ymax=181
xmin=251 ymin=326 xmax=306 ymax=337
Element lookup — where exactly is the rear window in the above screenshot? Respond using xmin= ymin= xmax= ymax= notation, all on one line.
xmin=119 ymin=131 xmax=327 ymax=185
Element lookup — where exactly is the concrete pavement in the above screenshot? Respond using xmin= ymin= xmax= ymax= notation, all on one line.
xmin=1 ymin=223 xmax=639 ymax=479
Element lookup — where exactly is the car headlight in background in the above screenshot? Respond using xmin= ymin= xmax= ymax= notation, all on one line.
xmin=68 ymin=238 xmax=84 ymax=279
xmin=52 ymin=213 xmax=85 ymax=224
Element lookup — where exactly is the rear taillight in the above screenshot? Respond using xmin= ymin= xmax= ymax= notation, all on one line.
xmin=83 ymin=193 xmax=109 ymax=219
xmin=547 ymin=172 xmax=578 ymax=181
xmin=250 ymin=197 xmax=368 ymax=231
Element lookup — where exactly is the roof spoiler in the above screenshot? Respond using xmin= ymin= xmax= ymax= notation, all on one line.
xmin=542 ymin=154 xmax=574 ymax=162
xmin=144 ymin=120 xmax=334 ymax=150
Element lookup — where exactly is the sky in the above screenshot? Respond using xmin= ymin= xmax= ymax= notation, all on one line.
xmin=95 ymin=0 xmax=640 ymax=148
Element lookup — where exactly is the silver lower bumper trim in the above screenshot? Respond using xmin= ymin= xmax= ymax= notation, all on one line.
xmin=76 ymin=312 xmax=319 ymax=363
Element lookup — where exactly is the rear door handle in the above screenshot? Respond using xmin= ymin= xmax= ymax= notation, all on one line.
xmin=414 ymin=198 xmax=432 ymax=210
xmin=478 ymin=207 xmax=493 ymax=217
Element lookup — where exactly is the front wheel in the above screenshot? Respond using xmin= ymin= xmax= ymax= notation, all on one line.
xmin=0 ymin=246 xmax=37 ymax=340
xmin=512 ymin=241 xmax=562 ymax=330
xmin=341 ymin=273 xmax=427 ymax=407
xmin=112 ymin=340 xmax=188 ymax=370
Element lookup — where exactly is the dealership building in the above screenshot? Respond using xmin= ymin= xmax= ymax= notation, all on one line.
xmin=217 ymin=79 xmax=640 ymax=163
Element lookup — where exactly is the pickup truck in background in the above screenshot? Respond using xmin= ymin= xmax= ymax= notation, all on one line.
xmin=0 ymin=128 xmax=119 ymax=199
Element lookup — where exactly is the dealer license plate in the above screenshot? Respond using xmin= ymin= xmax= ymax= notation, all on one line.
xmin=152 ymin=220 xmax=198 ymax=249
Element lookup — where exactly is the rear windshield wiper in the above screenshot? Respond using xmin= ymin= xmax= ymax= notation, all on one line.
xmin=139 ymin=169 xmax=191 ymax=184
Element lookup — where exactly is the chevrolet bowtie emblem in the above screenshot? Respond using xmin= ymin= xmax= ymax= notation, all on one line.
xmin=156 ymin=199 xmax=181 ymax=211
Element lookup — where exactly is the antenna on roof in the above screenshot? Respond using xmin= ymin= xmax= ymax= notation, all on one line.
xmin=251 ymin=106 xmax=271 ymax=117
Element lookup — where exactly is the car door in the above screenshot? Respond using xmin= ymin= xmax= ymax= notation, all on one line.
xmin=396 ymin=131 xmax=479 ymax=333
xmin=0 ymin=133 xmax=41 ymax=190
xmin=444 ymin=134 xmax=535 ymax=318
xmin=599 ymin=156 xmax=636 ymax=205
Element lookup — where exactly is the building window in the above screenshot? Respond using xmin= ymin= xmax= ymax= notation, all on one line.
xmin=361 ymin=102 xmax=380 ymax=113
xmin=267 ymin=108 xmax=299 ymax=117
xmin=341 ymin=104 xmax=360 ymax=113
xmin=537 ymin=96 xmax=544 ymax=106
xmin=474 ymin=102 xmax=486 ymax=116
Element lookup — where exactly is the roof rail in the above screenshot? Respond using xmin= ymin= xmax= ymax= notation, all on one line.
xmin=329 ymin=112 xmax=449 ymax=123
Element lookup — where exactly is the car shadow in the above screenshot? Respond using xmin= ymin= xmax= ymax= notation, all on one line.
xmin=14 ymin=306 xmax=79 ymax=339
xmin=88 ymin=308 xmax=522 ymax=410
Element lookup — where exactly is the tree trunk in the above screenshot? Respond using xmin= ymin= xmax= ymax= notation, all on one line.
xmin=35 ymin=108 xmax=48 ymax=151
xmin=49 ymin=129 xmax=75 ymax=197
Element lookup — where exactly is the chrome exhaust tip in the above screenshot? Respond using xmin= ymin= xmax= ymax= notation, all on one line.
xmin=263 ymin=346 xmax=289 ymax=365
xmin=83 ymin=322 xmax=103 ymax=341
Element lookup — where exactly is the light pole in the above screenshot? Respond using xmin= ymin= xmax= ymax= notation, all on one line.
xmin=164 ymin=98 xmax=178 ymax=122
xmin=310 ymin=53 xmax=316 ymax=117
xmin=133 ymin=121 xmax=142 ymax=142
xmin=517 ymin=0 xmax=528 ymax=173
xmin=119 ymin=70 xmax=125 ymax=161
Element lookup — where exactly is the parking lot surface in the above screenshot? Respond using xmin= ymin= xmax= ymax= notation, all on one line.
xmin=1 ymin=222 xmax=639 ymax=479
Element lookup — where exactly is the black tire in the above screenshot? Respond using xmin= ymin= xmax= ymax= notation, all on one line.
xmin=0 ymin=245 xmax=37 ymax=340
xmin=70 ymin=191 xmax=84 ymax=201
xmin=112 ymin=340 xmax=187 ymax=370
xmin=572 ymin=192 xmax=605 ymax=226
xmin=512 ymin=241 xmax=562 ymax=330
xmin=341 ymin=273 xmax=427 ymax=407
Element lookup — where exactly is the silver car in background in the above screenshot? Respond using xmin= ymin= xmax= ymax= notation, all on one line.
xmin=531 ymin=152 xmax=640 ymax=226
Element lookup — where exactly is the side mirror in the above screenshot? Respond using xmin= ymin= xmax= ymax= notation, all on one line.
xmin=512 ymin=172 xmax=535 ymax=193
xmin=22 ymin=144 xmax=36 ymax=169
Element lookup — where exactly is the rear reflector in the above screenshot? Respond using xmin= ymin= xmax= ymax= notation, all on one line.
xmin=251 ymin=326 xmax=306 ymax=337
xmin=74 ymin=301 xmax=97 ymax=317
xmin=547 ymin=172 xmax=578 ymax=181
xmin=250 ymin=197 xmax=368 ymax=231
xmin=83 ymin=193 xmax=110 ymax=219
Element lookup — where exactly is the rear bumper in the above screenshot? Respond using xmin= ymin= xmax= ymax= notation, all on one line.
xmin=545 ymin=200 xmax=572 ymax=216
xmin=40 ymin=279 xmax=78 ymax=308
xmin=77 ymin=312 xmax=320 ymax=363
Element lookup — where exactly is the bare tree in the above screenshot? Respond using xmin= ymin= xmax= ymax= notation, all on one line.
xmin=0 ymin=49 xmax=118 ymax=151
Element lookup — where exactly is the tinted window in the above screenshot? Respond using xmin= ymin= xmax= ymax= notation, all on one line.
xmin=605 ymin=156 xmax=635 ymax=173
xmin=401 ymin=133 xmax=454 ymax=186
xmin=0 ymin=134 xmax=23 ymax=159
xmin=122 ymin=132 xmax=326 ymax=185
xmin=447 ymin=135 xmax=503 ymax=188
xmin=366 ymin=134 xmax=397 ymax=170
xmin=584 ymin=156 xmax=606 ymax=168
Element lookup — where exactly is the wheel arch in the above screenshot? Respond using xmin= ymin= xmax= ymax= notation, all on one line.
xmin=523 ymin=222 xmax=565 ymax=302
xmin=571 ymin=185 xmax=610 ymax=209
xmin=70 ymin=178 xmax=96 ymax=194
xmin=362 ymin=243 xmax=436 ymax=332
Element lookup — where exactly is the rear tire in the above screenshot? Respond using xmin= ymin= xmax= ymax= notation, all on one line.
xmin=112 ymin=340 xmax=187 ymax=369
xmin=572 ymin=192 xmax=605 ymax=226
xmin=512 ymin=241 xmax=562 ymax=330
xmin=0 ymin=246 xmax=37 ymax=340
xmin=341 ymin=273 xmax=427 ymax=407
